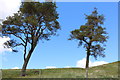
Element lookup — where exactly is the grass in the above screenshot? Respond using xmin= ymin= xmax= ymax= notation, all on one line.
xmin=2 ymin=61 xmax=119 ymax=78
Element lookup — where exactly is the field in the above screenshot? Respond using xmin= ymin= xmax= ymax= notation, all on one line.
xmin=1 ymin=61 xmax=119 ymax=78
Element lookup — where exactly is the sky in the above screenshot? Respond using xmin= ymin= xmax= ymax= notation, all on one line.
xmin=0 ymin=1 xmax=118 ymax=69
xmin=22 ymin=0 xmax=120 ymax=2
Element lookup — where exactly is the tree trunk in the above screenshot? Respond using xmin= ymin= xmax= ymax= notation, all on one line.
xmin=86 ymin=68 xmax=88 ymax=79
xmin=21 ymin=46 xmax=35 ymax=76
xmin=85 ymin=48 xmax=90 ymax=78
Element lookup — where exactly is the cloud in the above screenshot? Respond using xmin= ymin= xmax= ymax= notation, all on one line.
xmin=45 ymin=66 xmax=57 ymax=69
xmin=76 ymin=58 xmax=108 ymax=68
xmin=11 ymin=67 xmax=19 ymax=69
xmin=0 ymin=0 xmax=21 ymax=21
xmin=0 ymin=0 xmax=118 ymax=23
xmin=64 ymin=66 xmax=72 ymax=68
xmin=0 ymin=0 xmax=21 ymax=53
xmin=90 ymin=61 xmax=108 ymax=67
xmin=0 ymin=36 xmax=12 ymax=54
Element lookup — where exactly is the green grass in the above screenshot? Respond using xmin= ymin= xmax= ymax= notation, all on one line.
xmin=2 ymin=61 xmax=119 ymax=78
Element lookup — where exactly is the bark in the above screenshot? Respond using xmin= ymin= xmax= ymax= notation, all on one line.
xmin=86 ymin=68 xmax=88 ymax=79
xmin=85 ymin=53 xmax=90 ymax=78
xmin=85 ymin=43 xmax=91 ymax=78
xmin=21 ymin=45 xmax=36 ymax=76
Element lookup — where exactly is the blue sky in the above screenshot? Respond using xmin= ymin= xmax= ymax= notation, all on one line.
xmin=1 ymin=2 xmax=118 ymax=69
xmin=22 ymin=0 xmax=119 ymax=2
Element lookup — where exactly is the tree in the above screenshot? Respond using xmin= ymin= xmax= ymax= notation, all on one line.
xmin=0 ymin=24 xmax=2 ymax=36
xmin=68 ymin=8 xmax=108 ymax=78
xmin=2 ymin=1 xmax=60 ymax=76
xmin=0 ymin=19 xmax=3 ymax=36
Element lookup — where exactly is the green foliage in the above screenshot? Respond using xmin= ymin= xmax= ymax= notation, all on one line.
xmin=2 ymin=1 xmax=60 ymax=76
xmin=2 ymin=1 xmax=60 ymax=52
xmin=69 ymin=8 xmax=108 ymax=59
xmin=0 ymin=24 xmax=2 ymax=36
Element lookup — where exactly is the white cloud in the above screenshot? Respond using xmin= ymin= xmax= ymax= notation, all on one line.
xmin=0 ymin=0 xmax=21 ymax=21
xmin=11 ymin=67 xmax=19 ymax=69
xmin=76 ymin=58 xmax=108 ymax=68
xmin=64 ymin=66 xmax=72 ymax=68
xmin=0 ymin=36 xmax=12 ymax=54
xmin=90 ymin=61 xmax=108 ymax=67
xmin=0 ymin=0 xmax=21 ymax=53
xmin=45 ymin=66 xmax=57 ymax=69
xmin=76 ymin=58 xmax=87 ymax=68
xmin=0 ymin=0 xmax=118 ymax=23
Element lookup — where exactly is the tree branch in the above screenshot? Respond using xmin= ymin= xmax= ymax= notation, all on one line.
xmin=24 ymin=32 xmax=29 ymax=61
xmin=13 ymin=34 xmax=26 ymax=43
xmin=83 ymin=38 xmax=89 ymax=44
xmin=35 ymin=25 xmax=42 ymax=36
xmin=37 ymin=27 xmax=46 ymax=39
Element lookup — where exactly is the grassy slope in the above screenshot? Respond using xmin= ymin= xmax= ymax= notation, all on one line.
xmin=2 ymin=61 xmax=119 ymax=78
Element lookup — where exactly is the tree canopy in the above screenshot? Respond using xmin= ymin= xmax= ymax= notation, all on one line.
xmin=2 ymin=2 xmax=60 ymax=52
xmin=68 ymin=8 xmax=108 ymax=78
xmin=2 ymin=1 xmax=60 ymax=76
xmin=69 ymin=8 xmax=108 ymax=60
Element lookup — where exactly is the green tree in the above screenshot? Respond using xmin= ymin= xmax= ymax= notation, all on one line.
xmin=2 ymin=1 xmax=60 ymax=76
xmin=68 ymin=8 xmax=108 ymax=78
xmin=0 ymin=19 xmax=3 ymax=36
xmin=0 ymin=24 xmax=2 ymax=36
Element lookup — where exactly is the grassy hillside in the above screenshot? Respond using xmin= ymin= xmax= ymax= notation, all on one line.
xmin=2 ymin=61 xmax=119 ymax=78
